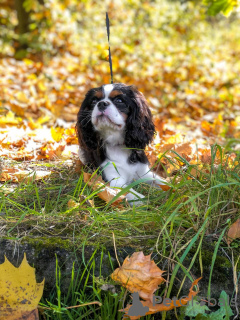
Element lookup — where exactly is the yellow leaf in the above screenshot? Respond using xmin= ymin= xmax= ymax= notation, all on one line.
xmin=16 ymin=91 xmax=29 ymax=104
xmin=51 ymin=127 xmax=65 ymax=142
xmin=23 ymin=58 xmax=34 ymax=66
xmin=37 ymin=81 xmax=47 ymax=92
xmin=37 ymin=115 xmax=51 ymax=125
xmin=0 ymin=111 xmax=22 ymax=125
xmin=0 ymin=253 xmax=44 ymax=320
xmin=27 ymin=73 xmax=37 ymax=80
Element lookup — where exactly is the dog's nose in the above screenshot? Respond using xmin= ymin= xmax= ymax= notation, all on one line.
xmin=98 ymin=101 xmax=110 ymax=112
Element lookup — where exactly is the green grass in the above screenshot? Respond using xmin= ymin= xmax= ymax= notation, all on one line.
xmin=38 ymin=250 xmax=126 ymax=320
xmin=0 ymin=144 xmax=240 ymax=319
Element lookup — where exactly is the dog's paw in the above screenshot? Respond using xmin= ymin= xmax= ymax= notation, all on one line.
xmin=126 ymin=191 xmax=145 ymax=207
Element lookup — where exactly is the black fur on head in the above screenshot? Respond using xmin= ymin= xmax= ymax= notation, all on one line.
xmin=76 ymin=86 xmax=106 ymax=167
xmin=76 ymin=83 xmax=156 ymax=167
xmin=76 ymin=87 xmax=100 ymax=151
xmin=123 ymin=85 xmax=155 ymax=149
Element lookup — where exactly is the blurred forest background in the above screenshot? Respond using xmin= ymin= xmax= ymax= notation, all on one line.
xmin=0 ymin=0 xmax=240 ymax=150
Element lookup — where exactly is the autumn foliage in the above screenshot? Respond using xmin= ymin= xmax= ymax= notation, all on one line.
xmin=1 ymin=1 xmax=240 ymax=178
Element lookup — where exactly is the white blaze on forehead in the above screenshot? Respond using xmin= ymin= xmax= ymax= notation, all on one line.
xmin=103 ymin=84 xmax=114 ymax=99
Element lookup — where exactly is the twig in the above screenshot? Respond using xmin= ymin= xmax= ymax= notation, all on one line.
xmin=39 ymin=301 xmax=102 ymax=311
xmin=112 ymin=232 xmax=121 ymax=267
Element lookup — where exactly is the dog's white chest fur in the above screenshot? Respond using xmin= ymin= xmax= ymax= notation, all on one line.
xmin=99 ymin=143 xmax=166 ymax=205
xmin=105 ymin=145 xmax=130 ymax=166
xmin=101 ymin=145 xmax=148 ymax=185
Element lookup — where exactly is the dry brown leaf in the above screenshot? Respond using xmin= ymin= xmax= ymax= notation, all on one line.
xmin=175 ymin=143 xmax=192 ymax=161
xmin=0 ymin=168 xmax=19 ymax=182
xmin=75 ymin=159 xmax=84 ymax=173
xmin=79 ymin=194 xmax=94 ymax=207
xmin=16 ymin=170 xmax=52 ymax=182
xmin=12 ymin=152 xmax=35 ymax=161
xmin=0 ymin=168 xmax=51 ymax=182
xmin=83 ymin=172 xmax=126 ymax=208
xmin=154 ymin=118 xmax=165 ymax=136
xmin=121 ymin=277 xmax=201 ymax=319
xmin=157 ymin=184 xmax=171 ymax=191
xmin=0 ymin=172 xmax=12 ymax=182
xmin=111 ymin=251 xmax=165 ymax=302
xmin=65 ymin=128 xmax=78 ymax=145
xmin=38 ymin=142 xmax=66 ymax=160
xmin=227 ymin=218 xmax=240 ymax=245
xmin=67 ymin=199 xmax=79 ymax=208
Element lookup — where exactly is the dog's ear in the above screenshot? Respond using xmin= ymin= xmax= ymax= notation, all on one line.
xmin=125 ymin=86 xmax=155 ymax=150
xmin=76 ymin=91 xmax=99 ymax=150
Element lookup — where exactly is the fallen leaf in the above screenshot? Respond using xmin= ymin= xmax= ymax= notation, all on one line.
xmin=0 ymin=168 xmax=51 ymax=182
xmin=83 ymin=172 xmax=126 ymax=208
xmin=79 ymin=194 xmax=94 ymax=207
xmin=0 ymin=111 xmax=22 ymax=126
xmin=67 ymin=199 xmax=79 ymax=208
xmin=0 ymin=253 xmax=44 ymax=320
xmin=157 ymin=184 xmax=171 ymax=191
xmin=16 ymin=91 xmax=29 ymax=104
xmin=75 ymin=159 xmax=84 ymax=173
xmin=121 ymin=278 xmax=201 ymax=319
xmin=0 ymin=172 xmax=12 ymax=182
xmin=51 ymin=127 xmax=65 ymax=142
xmin=38 ymin=142 xmax=66 ymax=160
xmin=111 ymin=251 xmax=165 ymax=302
xmin=227 ymin=218 xmax=240 ymax=244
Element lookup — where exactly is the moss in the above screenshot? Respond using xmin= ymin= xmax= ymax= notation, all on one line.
xmin=20 ymin=236 xmax=74 ymax=254
xmin=201 ymin=249 xmax=233 ymax=269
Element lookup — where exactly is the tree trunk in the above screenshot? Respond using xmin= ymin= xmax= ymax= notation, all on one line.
xmin=14 ymin=0 xmax=29 ymax=35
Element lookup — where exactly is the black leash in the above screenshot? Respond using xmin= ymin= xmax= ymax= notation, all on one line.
xmin=106 ymin=12 xmax=113 ymax=84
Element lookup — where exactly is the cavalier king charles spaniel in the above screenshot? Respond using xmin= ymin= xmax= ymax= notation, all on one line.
xmin=76 ymin=83 xmax=167 ymax=205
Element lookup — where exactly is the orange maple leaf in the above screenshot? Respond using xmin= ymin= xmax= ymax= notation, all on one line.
xmin=121 ymin=277 xmax=201 ymax=319
xmin=111 ymin=252 xmax=165 ymax=302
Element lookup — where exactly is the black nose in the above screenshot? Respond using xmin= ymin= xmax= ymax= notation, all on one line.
xmin=98 ymin=101 xmax=110 ymax=111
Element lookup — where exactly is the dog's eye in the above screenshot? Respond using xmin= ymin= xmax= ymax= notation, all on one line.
xmin=91 ymin=98 xmax=98 ymax=105
xmin=115 ymin=97 xmax=123 ymax=103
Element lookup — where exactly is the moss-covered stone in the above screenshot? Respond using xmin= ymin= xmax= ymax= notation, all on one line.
xmin=21 ymin=236 xmax=73 ymax=253
xmin=0 ymin=235 xmax=239 ymax=311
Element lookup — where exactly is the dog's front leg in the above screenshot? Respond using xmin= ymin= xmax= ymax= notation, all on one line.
xmin=109 ymin=176 xmax=145 ymax=206
xmin=137 ymin=165 xmax=167 ymax=188
xmin=102 ymin=163 xmax=145 ymax=206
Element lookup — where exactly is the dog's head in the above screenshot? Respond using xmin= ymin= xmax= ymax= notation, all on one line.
xmin=76 ymin=83 xmax=155 ymax=151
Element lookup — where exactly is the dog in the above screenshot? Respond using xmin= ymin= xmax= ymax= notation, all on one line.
xmin=76 ymin=83 xmax=167 ymax=205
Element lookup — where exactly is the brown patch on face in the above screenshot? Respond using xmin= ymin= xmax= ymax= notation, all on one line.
xmin=95 ymin=90 xmax=103 ymax=99
xmin=109 ymin=90 xmax=123 ymax=98
xmin=120 ymin=112 xmax=128 ymax=120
